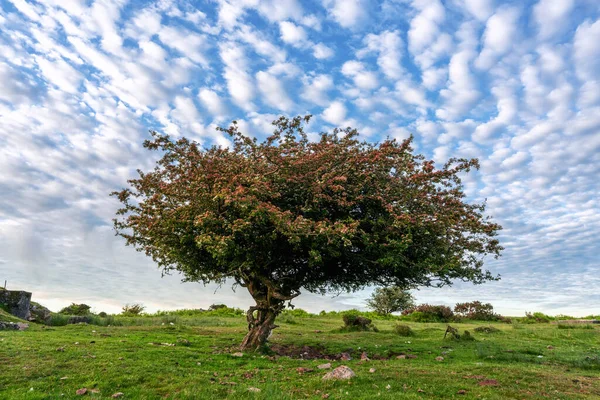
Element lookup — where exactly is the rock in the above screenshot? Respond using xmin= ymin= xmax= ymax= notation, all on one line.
xmin=360 ymin=352 xmax=369 ymax=361
xmin=340 ymin=352 xmax=352 ymax=361
xmin=248 ymin=387 xmax=261 ymax=392
xmin=396 ymin=355 xmax=406 ymax=359
xmin=232 ymin=352 xmax=244 ymax=357
xmin=56 ymin=347 xmax=65 ymax=352
xmin=457 ymin=389 xmax=467 ymax=395
xmin=28 ymin=302 xmax=51 ymax=323
xmin=0 ymin=289 xmax=31 ymax=320
xmin=369 ymin=368 xmax=376 ymax=373
xmin=111 ymin=393 xmax=124 ymax=398
xmin=0 ymin=321 xmax=28 ymax=331
xmin=322 ymin=365 xmax=356 ymax=380
xmin=296 ymin=367 xmax=313 ymax=374
xmin=76 ymin=388 xmax=87 ymax=395
xmin=547 ymin=345 xmax=554 ymax=350
xmin=435 ymin=356 xmax=444 ymax=361
xmin=317 ymin=363 xmax=331 ymax=369
xmin=406 ymin=354 xmax=418 ymax=359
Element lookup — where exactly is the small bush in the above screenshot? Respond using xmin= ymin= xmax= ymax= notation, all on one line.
xmin=520 ymin=312 xmax=553 ymax=323
xmin=58 ymin=303 xmax=91 ymax=316
xmin=454 ymin=301 xmax=499 ymax=321
xmin=98 ymin=311 xmax=108 ymax=318
xmin=474 ymin=326 xmax=501 ymax=333
xmin=281 ymin=308 xmax=312 ymax=318
xmin=341 ymin=312 xmax=377 ymax=332
xmin=403 ymin=304 xmax=454 ymax=322
xmin=121 ymin=303 xmax=146 ymax=316
xmin=394 ymin=324 xmax=414 ymax=336
xmin=208 ymin=304 xmax=228 ymax=311
xmin=46 ymin=314 xmax=70 ymax=326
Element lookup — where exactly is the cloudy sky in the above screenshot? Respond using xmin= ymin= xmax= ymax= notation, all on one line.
xmin=0 ymin=0 xmax=599 ymax=317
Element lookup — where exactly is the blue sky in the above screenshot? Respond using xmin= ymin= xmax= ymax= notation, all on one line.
xmin=0 ymin=0 xmax=599 ymax=316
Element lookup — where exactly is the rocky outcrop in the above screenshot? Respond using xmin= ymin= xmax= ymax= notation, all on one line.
xmin=0 ymin=321 xmax=29 ymax=331
xmin=29 ymin=302 xmax=52 ymax=323
xmin=0 ymin=289 xmax=31 ymax=320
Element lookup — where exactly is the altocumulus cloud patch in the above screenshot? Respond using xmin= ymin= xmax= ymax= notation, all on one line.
xmin=0 ymin=0 xmax=599 ymax=315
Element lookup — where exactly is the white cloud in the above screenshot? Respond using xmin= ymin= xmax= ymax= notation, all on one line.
xmin=360 ymin=30 xmax=404 ymax=80
xmin=573 ymin=19 xmax=600 ymax=81
xmin=323 ymin=0 xmax=369 ymax=29
xmin=219 ymin=42 xmax=255 ymax=111
xmin=341 ymin=60 xmax=378 ymax=90
xmin=475 ymin=7 xmax=520 ymax=69
xmin=301 ymin=74 xmax=334 ymax=106
xmin=313 ymin=43 xmax=334 ymax=59
xmin=198 ymin=89 xmax=228 ymax=118
xmin=408 ymin=0 xmax=445 ymax=55
xmin=462 ymin=0 xmax=495 ymax=22
xmin=279 ymin=21 xmax=307 ymax=46
xmin=256 ymin=71 xmax=294 ymax=111
xmin=533 ymin=0 xmax=574 ymax=39
xmin=321 ymin=100 xmax=347 ymax=125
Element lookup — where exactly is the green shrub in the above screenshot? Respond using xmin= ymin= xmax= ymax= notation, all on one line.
xmin=402 ymin=304 xmax=454 ymax=322
xmin=454 ymin=301 xmax=499 ymax=321
xmin=98 ymin=312 xmax=108 ymax=318
xmin=121 ymin=303 xmax=146 ymax=316
xmin=520 ymin=312 xmax=553 ymax=323
xmin=281 ymin=308 xmax=312 ymax=317
xmin=394 ymin=324 xmax=414 ymax=336
xmin=58 ymin=303 xmax=91 ymax=316
xmin=340 ymin=312 xmax=377 ymax=332
xmin=474 ymin=326 xmax=501 ymax=333
xmin=47 ymin=314 xmax=70 ymax=326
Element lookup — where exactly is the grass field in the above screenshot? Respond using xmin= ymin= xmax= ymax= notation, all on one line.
xmin=1 ymin=313 xmax=599 ymax=399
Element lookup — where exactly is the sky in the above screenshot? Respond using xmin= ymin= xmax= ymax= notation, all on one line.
xmin=0 ymin=0 xmax=599 ymax=317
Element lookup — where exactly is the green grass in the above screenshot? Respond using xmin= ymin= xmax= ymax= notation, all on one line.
xmin=1 ymin=315 xmax=599 ymax=399
xmin=0 ymin=308 xmax=26 ymax=323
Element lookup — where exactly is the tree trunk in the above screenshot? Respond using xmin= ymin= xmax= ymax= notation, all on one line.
xmin=240 ymin=306 xmax=278 ymax=351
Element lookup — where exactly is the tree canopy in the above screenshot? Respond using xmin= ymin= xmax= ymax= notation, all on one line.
xmin=112 ymin=115 xmax=502 ymax=349
xmin=366 ymin=286 xmax=416 ymax=315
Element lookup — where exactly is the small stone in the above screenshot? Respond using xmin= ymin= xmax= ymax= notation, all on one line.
xmin=435 ymin=356 xmax=444 ymax=361
xmin=248 ymin=387 xmax=261 ymax=392
xmin=547 ymin=345 xmax=554 ymax=350
xmin=406 ymin=354 xmax=418 ymax=359
xmin=317 ymin=363 xmax=331 ymax=369
xmin=369 ymin=368 xmax=376 ymax=373
xmin=322 ymin=394 xmax=330 ymax=399
xmin=360 ymin=352 xmax=369 ymax=361
xmin=478 ymin=379 xmax=499 ymax=386
xmin=396 ymin=355 xmax=406 ymax=359
xmin=340 ymin=352 xmax=352 ymax=361
xmin=322 ymin=365 xmax=356 ymax=380
xmin=457 ymin=389 xmax=467 ymax=395
xmin=56 ymin=347 xmax=65 ymax=352
xmin=112 ymin=393 xmax=124 ymax=398
xmin=296 ymin=367 xmax=313 ymax=374
xmin=232 ymin=352 xmax=244 ymax=357
xmin=417 ymin=388 xmax=425 ymax=393
xmin=76 ymin=388 xmax=87 ymax=395
xmin=386 ymin=384 xmax=391 ymax=390
xmin=60 ymin=377 xmax=68 ymax=380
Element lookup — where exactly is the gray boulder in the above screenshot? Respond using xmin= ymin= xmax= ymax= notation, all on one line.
xmin=0 ymin=289 xmax=31 ymax=320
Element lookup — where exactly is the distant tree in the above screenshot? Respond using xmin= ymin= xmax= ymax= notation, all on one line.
xmin=121 ymin=303 xmax=145 ymax=316
xmin=454 ymin=301 xmax=497 ymax=320
xmin=113 ymin=116 xmax=502 ymax=350
xmin=208 ymin=303 xmax=228 ymax=311
xmin=366 ymin=286 xmax=415 ymax=315
xmin=58 ymin=303 xmax=91 ymax=316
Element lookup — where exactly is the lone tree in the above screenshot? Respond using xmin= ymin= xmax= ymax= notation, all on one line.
xmin=367 ymin=286 xmax=415 ymax=315
xmin=112 ymin=116 xmax=502 ymax=350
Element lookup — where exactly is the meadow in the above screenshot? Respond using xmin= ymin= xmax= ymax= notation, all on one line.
xmin=1 ymin=309 xmax=599 ymax=399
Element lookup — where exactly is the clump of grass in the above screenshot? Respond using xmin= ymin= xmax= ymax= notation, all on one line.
xmin=557 ymin=324 xmax=595 ymax=330
xmin=474 ymin=326 xmax=501 ymax=333
xmin=394 ymin=324 xmax=414 ymax=336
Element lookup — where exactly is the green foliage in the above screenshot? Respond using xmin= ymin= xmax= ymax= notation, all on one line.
xmin=474 ymin=326 xmax=501 ymax=333
xmin=394 ymin=324 xmax=414 ymax=336
xmin=58 ymin=303 xmax=91 ymax=316
xmin=280 ymin=308 xmax=312 ymax=318
xmin=208 ymin=304 xmax=228 ymax=311
xmin=121 ymin=303 xmax=146 ymax=316
xmin=520 ymin=312 xmax=554 ymax=323
xmin=366 ymin=286 xmax=415 ymax=315
xmin=403 ymin=304 xmax=454 ymax=322
xmin=454 ymin=301 xmax=499 ymax=321
xmin=340 ymin=312 xmax=377 ymax=332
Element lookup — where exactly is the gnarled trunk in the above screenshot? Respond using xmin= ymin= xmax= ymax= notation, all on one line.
xmin=239 ymin=278 xmax=300 ymax=351
xmin=240 ymin=305 xmax=279 ymax=350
